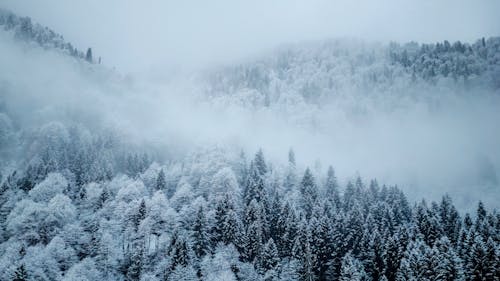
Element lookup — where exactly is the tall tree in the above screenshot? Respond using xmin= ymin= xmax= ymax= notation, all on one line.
xmin=192 ymin=206 xmax=211 ymax=259
xmin=300 ymin=168 xmax=318 ymax=219
xmin=12 ymin=264 xmax=28 ymax=281
xmin=85 ymin=48 xmax=93 ymax=63
xmin=340 ymin=252 xmax=368 ymax=281
xmin=156 ymin=169 xmax=166 ymax=191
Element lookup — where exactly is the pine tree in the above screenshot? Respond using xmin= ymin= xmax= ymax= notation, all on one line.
xmin=325 ymin=166 xmax=340 ymax=208
xmin=213 ymin=194 xmax=243 ymax=248
xmin=310 ymin=212 xmax=332 ymax=280
xmin=384 ymin=235 xmax=402 ymax=281
xmin=86 ymin=48 xmax=93 ymax=63
xmin=466 ymin=233 xmax=488 ymax=281
xmin=133 ymin=199 xmax=147 ymax=231
xmin=484 ymin=238 xmax=500 ymax=281
xmin=156 ymin=169 xmax=166 ymax=191
xmin=300 ymin=168 xmax=318 ymax=219
xmin=361 ymin=230 xmax=385 ymax=281
xmin=254 ymin=149 xmax=268 ymax=177
xmin=276 ymin=201 xmax=298 ymax=257
xmin=292 ymin=222 xmax=317 ymax=281
xmin=414 ymin=200 xmax=443 ymax=246
xmin=396 ymin=239 xmax=433 ymax=281
xmin=96 ymin=187 xmax=109 ymax=209
xmin=192 ymin=206 xmax=211 ymax=259
xmin=340 ymin=252 xmax=368 ymax=281
xmin=222 ymin=209 xmax=244 ymax=247
xmin=169 ymin=236 xmax=190 ymax=273
xmin=244 ymin=162 xmax=266 ymax=205
xmin=127 ymin=245 xmax=144 ymax=281
xmin=259 ymin=238 xmax=280 ymax=280
xmin=431 ymin=236 xmax=464 ymax=281
xmin=439 ymin=195 xmax=461 ymax=245
xmin=12 ymin=264 xmax=28 ymax=281
xmin=284 ymin=149 xmax=298 ymax=193
xmin=235 ymin=150 xmax=248 ymax=187
xmin=301 ymin=241 xmax=317 ymax=281
xmin=245 ymin=219 xmax=264 ymax=262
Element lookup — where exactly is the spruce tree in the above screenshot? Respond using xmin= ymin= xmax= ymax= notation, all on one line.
xmin=85 ymin=47 xmax=93 ymax=63
xmin=340 ymin=252 xmax=368 ymax=281
xmin=12 ymin=264 xmax=28 ymax=281
xmin=259 ymin=238 xmax=280 ymax=279
xmin=244 ymin=162 xmax=266 ymax=205
xmin=156 ymin=169 xmax=166 ymax=191
xmin=127 ymin=245 xmax=144 ymax=281
xmin=254 ymin=149 xmax=268 ymax=177
xmin=192 ymin=206 xmax=211 ymax=259
xmin=300 ymin=168 xmax=318 ymax=219
xmin=325 ymin=166 xmax=340 ymax=208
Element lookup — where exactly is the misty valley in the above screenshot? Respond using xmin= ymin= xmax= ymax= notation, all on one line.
xmin=1 ymin=6 xmax=500 ymax=281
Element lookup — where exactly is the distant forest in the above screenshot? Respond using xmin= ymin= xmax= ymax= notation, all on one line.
xmin=0 ymin=8 xmax=499 ymax=281
xmin=0 ymin=8 xmax=96 ymax=63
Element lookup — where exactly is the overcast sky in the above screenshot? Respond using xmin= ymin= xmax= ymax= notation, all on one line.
xmin=4 ymin=0 xmax=500 ymax=72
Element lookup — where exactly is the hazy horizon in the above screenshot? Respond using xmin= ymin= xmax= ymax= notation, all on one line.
xmin=3 ymin=0 xmax=500 ymax=72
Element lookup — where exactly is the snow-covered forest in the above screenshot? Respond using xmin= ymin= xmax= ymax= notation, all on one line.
xmin=1 ymin=3 xmax=500 ymax=281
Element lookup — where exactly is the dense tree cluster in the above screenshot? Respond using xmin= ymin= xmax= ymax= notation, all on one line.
xmin=1 ymin=10 xmax=499 ymax=280
xmin=0 ymin=8 xmax=96 ymax=63
xmin=0 ymin=122 xmax=498 ymax=280
xmin=203 ymin=37 xmax=500 ymax=108
xmin=388 ymin=38 xmax=500 ymax=84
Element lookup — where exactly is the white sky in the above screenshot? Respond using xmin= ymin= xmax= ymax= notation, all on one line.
xmin=3 ymin=0 xmax=500 ymax=72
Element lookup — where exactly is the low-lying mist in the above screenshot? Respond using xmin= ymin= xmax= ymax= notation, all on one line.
xmin=1 ymin=31 xmax=499 ymax=212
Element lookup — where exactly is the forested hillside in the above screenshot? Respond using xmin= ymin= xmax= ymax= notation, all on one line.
xmin=0 ymin=138 xmax=499 ymax=280
xmin=0 ymin=7 xmax=499 ymax=281
xmin=0 ymin=8 xmax=96 ymax=63
xmin=202 ymin=38 xmax=500 ymax=109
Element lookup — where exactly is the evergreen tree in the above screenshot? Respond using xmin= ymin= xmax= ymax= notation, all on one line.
xmin=439 ymin=195 xmax=461 ymax=245
xmin=396 ymin=239 xmax=433 ymax=281
xmin=169 ymin=236 xmax=191 ymax=274
xmin=133 ymin=199 xmax=147 ymax=231
xmin=254 ymin=149 xmax=268 ymax=177
xmin=325 ymin=166 xmax=340 ymax=208
xmin=259 ymin=238 xmax=280 ymax=280
xmin=300 ymin=168 xmax=318 ymax=219
xmin=292 ymin=222 xmax=317 ymax=281
xmin=127 ymin=245 xmax=144 ymax=281
xmin=213 ymin=194 xmax=243 ymax=248
xmin=244 ymin=162 xmax=266 ymax=205
xmin=431 ymin=237 xmax=464 ymax=281
xmin=384 ymin=235 xmax=402 ymax=281
xmin=340 ymin=252 xmax=368 ymax=281
xmin=310 ymin=212 xmax=332 ymax=280
xmin=467 ymin=234 xmax=488 ymax=281
xmin=414 ymin=200 xmax=443 ymax=246
xmin=235 ymin=150 xmax=248 ymax=188
xmin=361 ymin=230 xmax=385 ymax=281
xmin=156 ymin=169 xmax=167 ymax=191
xmin=192 ymin=206 xmax=211 ymax=259
xmin=284 ymin=149 xmax=298 ymax=193
xmin=484 ymin=238 xmax=500 ymax=281
xmin=85 ymin=47 xmax=93 ymax=63
xmin=245 ymin=219 xmax=264 ymax=262
xmin=276 ymin=201 xmax=298 ymax=257
xmin=12 ymin=264 xmax=28 ymax=281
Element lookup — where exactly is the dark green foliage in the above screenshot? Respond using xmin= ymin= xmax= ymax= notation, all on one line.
xmin=300 ymin=168 xmax=318 ymax=219
xmin=192 ymin=206 xmax=211 ymax=258
xmin=156 ymin=169 xmax=166 ymax=191
xmin=12 ymin=264 xmax=28 ymax=281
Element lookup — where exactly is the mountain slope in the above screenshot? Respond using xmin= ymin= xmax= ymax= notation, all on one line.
xmin=0 ymin=8 xmax=97 ymax=63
